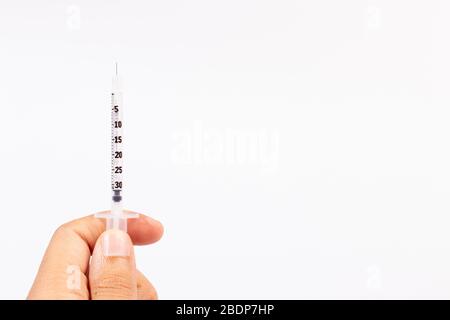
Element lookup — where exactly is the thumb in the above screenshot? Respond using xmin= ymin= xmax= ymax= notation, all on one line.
xmin=89 ymin=229 xmax=138 ymax=300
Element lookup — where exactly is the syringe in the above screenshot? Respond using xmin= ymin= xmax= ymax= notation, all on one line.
xmin=96 ymin=63 xmax=138 ymax=232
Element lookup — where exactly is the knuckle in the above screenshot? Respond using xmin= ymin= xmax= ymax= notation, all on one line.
xmin=93 ymin=271 xmax=135 ymax=299
xmin=53 ymin=223 xmax=72 ymax=239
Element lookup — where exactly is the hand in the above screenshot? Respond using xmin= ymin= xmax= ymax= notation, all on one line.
xmin=27 ymin=211 xmax=164 ymax=300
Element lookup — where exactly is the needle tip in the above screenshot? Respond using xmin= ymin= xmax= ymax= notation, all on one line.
xmin=115 ymin=62 xmax=118 ymax=76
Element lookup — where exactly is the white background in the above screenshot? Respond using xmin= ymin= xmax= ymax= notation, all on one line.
xmin=1 ymin=0 xmax=450 ymax=299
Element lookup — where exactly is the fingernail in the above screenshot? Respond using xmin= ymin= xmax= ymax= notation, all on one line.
xmin=102 ymin=230 xmax=131 ymax=257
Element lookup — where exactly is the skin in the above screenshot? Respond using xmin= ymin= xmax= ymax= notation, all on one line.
xmin=28 ymin=211 xmax=164 ymax=300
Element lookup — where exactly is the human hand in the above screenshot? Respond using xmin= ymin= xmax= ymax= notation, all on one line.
xmin=28 ymin=211 xmax=164 ymax=300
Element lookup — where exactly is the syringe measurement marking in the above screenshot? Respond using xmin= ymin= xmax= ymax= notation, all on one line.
xmin=111 ymin=92 xmax=123 ymax=196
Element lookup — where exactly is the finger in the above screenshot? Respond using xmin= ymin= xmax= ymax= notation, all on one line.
xmin=128 ymin=213 xmax=164 ymax=245
xmin=137 ymin=270 xmax=158 ymax=300
xmin=89 ymin=230 xmax=137 ymax=300
xmin=28 ymin=211 xmax=163 ymax=300
xmin=69 ymin=211 xmax=164 ymax=250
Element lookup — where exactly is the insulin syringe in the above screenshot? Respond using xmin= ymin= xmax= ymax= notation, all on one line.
xmin=96 ymin=63 xmax=137 ymax=232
